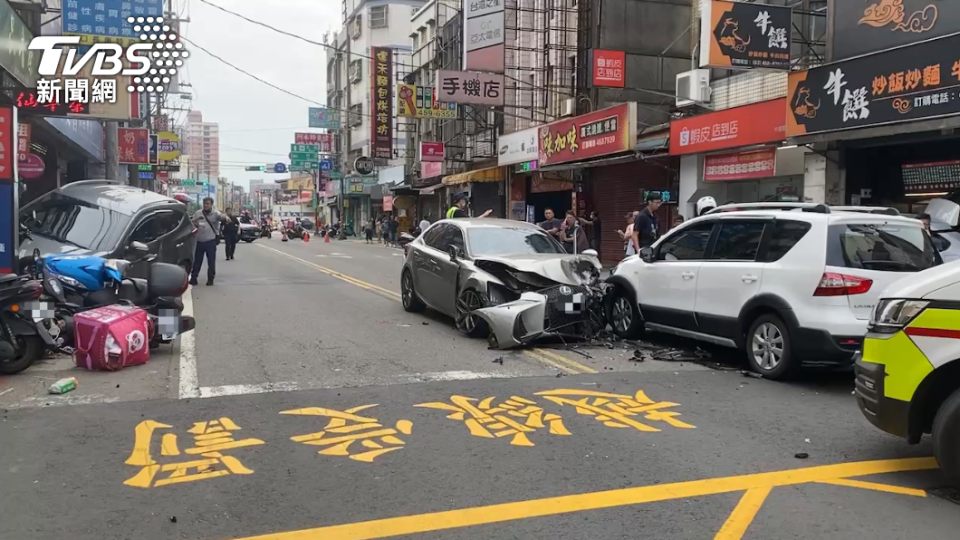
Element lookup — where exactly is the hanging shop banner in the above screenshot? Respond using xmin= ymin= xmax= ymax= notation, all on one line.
xmin=63 ymin=0 xmax=162 ymax=46
xmin=786 ymin=33 xmax=960 ymax=138
xmin=157 ymin=131 xmax=181 ymax=161
xmin=0 ymin=106 xmax=13 ymax=275
xmin=295 ymin=132 xmax=333 ymax=152
xmin=699 ymin=0 xmax=792 ymax=70
xmin=670 ymin=98 xmax=786 ymax=155
xmin=703 ymin=148 xmax=777 ymax=181
xmin=397 ymin=84 xmax=458 ymax=119
xmin=421 ymin=161 xmax=443 ymax=179
xmin=383 ymin=195 xmax=394 ymax=212
xmin=370 ymin=47 xmax=394 ymax=160
xmin=591 ymin=49 xmax=626 ymax=88
xmin=831 ymin=0 xmax=960 ymax=62
xmin=151 ymin=115 xmax=169 ymax=131
xmin=17 ymin=123 xmax=31 ymax=163
xmin=420 ymin=142 xmax=445 ymax=162
xmin=148 ymin=133 xmax=158 ymax=165
xmin=463 ymin=0 xmax=505 ymax=73
xmin=498 ymin=127 xmax=539 ymax=166
xmin=538 ymin=103 xmax=638 ymax=166
xmin=308 ymin=107 xmax=340 ymax=129
xmin=436 ymin=70 xmax=504 ymax=106
xmin=118 ymin=127 xmax=150 ymax=165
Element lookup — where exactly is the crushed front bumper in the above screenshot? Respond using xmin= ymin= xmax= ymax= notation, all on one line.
xmin=473 ymin=285 xmax=599 ymax=350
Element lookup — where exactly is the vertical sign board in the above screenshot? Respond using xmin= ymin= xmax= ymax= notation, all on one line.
xmin=118 ymin=127 xmax=150 ymax=164
xmin=699 ymin=0 xmax=792 ymax=70
xmin=464 ymin=0 xmax=505 ymax=73
xmin=0 ymin=107 xmax=15 ymax=274
xmin=370 ymin=47 xmax=394 ymax=160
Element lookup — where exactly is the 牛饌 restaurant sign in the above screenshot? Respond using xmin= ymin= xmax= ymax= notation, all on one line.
xmin=787 ymin=32 xmax=960 ymax=138
xmin=830 ymin=0 xmax=960 ymax=62
xmin=699 ymin=0 xmax=792 ymax=70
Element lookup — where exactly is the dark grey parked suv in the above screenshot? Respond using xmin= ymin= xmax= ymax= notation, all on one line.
xmin=18 ymin=180 xmax=197 ymax=278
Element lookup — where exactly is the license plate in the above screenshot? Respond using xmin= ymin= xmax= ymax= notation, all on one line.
xmin=162 ymin=333 xmax=178 ymax=340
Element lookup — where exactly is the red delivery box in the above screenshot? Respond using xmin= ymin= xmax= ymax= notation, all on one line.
xmin=73 ymin=304 xmax=152 ymax=371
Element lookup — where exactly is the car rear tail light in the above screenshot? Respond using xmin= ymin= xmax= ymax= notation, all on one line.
xmin=813 ymin=273 xmax=873 ymax=296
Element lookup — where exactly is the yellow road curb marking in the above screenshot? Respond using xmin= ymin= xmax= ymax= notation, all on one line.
xmin=816 ymin=478 xmax=928 ymax=497
xmin=713 ymin=486 xmax=771 ymax=540
xmin=259 ymin=243 xmax=593 ymax=375
xmin=232 ymin=457 xmax=937 ymax=540
xmin=532 ymin=347 xmax=598 ymax=374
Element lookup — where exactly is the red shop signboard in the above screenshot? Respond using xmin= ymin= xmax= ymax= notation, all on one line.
xmin=703 ymin=148 xmax=777 ymax=181
xmin=118 ymin=127 xmax=150 ymax=165
xmin=538 ymin=103 xmax=638 ymax=166
xmin=419 ymin=142 xmax=444 ymax=162
xmin=592 ymin=49 xmax=626 ymax=88
xmin=669 ymin=98 xmax=786 ymax=156
xmin=295 ymin=132 xmax=333 ymax=153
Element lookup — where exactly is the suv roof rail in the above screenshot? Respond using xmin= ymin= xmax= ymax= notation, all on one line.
xmin=61 ymin=179 xmax=122 ymax=188
xmin=831 ymin=206 xmax=900 ymax=216
xmin=706 ymin=202 xmax=831 ymax=215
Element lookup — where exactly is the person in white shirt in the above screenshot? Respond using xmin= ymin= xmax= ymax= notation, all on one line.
xmin=618 ymin=212 xmax=638 ymax=256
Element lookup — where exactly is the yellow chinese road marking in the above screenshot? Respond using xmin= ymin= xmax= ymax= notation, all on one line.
xmin=713 ymin=487 xmax=771 ymax=540
xmin=231 ymin=457 xmax=937 ymax=540
xmin=259 ymin=243 xmax=594 ymax=374
xmin=816 ymin=478 xmax=928 ymax=497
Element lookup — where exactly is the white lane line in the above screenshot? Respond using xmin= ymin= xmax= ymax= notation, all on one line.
xmin=178 ymin=286 xmax=201 ymax=399
xmin=195 ymin=371 xmax=515 ymax=398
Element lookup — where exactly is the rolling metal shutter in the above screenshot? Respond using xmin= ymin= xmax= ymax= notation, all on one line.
xmin=590 ymin=160 xmax=679 ymax=263
xmin=470 ymin=181 xmax=505 ymax=218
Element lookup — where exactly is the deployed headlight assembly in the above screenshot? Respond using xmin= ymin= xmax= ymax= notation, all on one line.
xmin=870 ymin=299 xmax=929 ymax=332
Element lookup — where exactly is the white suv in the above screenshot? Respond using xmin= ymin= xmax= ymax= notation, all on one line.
xmin=606 ymin=203 xmax=941 ymax=379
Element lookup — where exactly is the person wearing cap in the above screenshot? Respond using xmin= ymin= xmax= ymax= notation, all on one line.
xmin=446 ymin=192 xmax=493 ymax=219
xmin=632 ymin=191 xmax=662 ymax=253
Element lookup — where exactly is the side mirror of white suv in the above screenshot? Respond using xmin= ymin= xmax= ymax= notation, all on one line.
xmin=640 ymin=247 xmax=654 ymax=263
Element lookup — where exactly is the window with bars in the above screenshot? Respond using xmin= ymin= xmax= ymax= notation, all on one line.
xmin=369 ymin=5 xmax=388 ymax=28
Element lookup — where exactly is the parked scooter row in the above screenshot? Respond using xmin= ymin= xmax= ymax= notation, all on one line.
xmin=0 ymin=230 xmax=197 ymax=375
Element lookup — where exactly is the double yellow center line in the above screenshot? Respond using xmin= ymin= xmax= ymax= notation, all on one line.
xmin=257 ymin=244 xmax=597 ymax=375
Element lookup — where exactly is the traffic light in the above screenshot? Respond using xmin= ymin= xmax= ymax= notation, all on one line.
xmin=245 ymin=165 xmax=266 ymax=172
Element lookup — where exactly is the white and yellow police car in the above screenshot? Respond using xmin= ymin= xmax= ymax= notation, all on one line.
xmin=856 ymin=261 xmax=960 ymax=486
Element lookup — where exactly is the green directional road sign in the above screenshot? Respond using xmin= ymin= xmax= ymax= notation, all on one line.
xmin=180 ymin=179 xmax=209 ymax=187
xmin=290 ymin=159 xmax=319 ymax=171
xmin=289 ymin=143 xmax=319 ymax=162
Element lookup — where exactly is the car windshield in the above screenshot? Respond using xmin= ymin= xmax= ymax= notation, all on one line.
xmin=468 ymin=227 xmax=566 ymax=256
xmin=21 ymin=193 xmax=131 ymax=252
xmin=831 ymin=223 xmax=939 ymax=272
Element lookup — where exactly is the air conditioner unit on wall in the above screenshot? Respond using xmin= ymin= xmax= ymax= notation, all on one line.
xmin=561 ymin=98 xmax=575 ymax=118
xmin=676 ymin=69 xmax=711 ymax=108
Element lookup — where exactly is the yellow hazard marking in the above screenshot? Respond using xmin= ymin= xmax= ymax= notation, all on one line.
xmin=909 ymin=307 xmax=960 ymax=332
xmin=229 ymin=457 xmax=937 ymax=540
xmin=862 ymin=332 xmax=934 ymax=402
xmin=816 ymin=478 xmax=927 ymax=497
xmin=258 ymin=243 xmax=595 ymax=374
xmin=713 ymin=486 xmax=771 ymax=540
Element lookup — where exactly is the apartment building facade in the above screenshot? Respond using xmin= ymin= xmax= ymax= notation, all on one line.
xmin=184 ymin=110 xmax=221 ymax=178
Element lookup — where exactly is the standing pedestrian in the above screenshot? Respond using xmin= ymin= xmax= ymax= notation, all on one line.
xmin=190 ymin=197 xmax=229 ymax=286
xmin=223 ymin=207 xmax=240 ymax=261
xmin=617 ymin=213 xmax=637 ymax=256
xmin=376 ymin=218 xmax=383 ymax=244
xmin=560 ymin=210 xmax=589 ymax=254
xmin=364 ymin=219 xmax=375 ymax=244
xmin=672 ymin=215 xmax=685 ymax=230
xmin=632 ymin=192 xmax=662 ymax=253
xmin=388 ymin=215 xmax=399 ymax=247
xmin=539 ymin=208 xmax=563 ymax=241
xmin=579 ymin=211 xmax=602 ymax=254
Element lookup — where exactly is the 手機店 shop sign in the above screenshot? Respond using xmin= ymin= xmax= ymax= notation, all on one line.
xmin=704 ymin=149 xmax=777 ymax=182
xmin=699 ymin=0 xmax=792 ymax=70
xmin=830 ymin=0 xmax=960 ymax=62
xmin=670 ymin=98 xmax=786 ymax=156
xmin=538 ymin=103 xmax=637 ymax=167
xmin=370 ymin=47 xmax=394 ymax=160
xmin=787 ymin=33 xmax=960 ymax=138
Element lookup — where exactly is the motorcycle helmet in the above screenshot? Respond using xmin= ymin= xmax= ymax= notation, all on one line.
xmin=696 ymin=196 xmax=717 ymax=217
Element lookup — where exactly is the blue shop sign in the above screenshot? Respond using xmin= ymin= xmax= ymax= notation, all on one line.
xmin=62 ymin=0 xmax=163 ymax=46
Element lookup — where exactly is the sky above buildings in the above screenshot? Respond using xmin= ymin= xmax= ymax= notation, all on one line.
xmin=182 ymin=0 xmax=341 ymax=189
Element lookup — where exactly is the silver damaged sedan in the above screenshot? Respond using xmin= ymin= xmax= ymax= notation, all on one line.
xmin=400 ymin=218 xmax=604 ymax=349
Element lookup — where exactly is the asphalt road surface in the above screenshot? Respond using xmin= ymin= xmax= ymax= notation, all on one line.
xmin=1 ymin=234 xmax=958 ymax=540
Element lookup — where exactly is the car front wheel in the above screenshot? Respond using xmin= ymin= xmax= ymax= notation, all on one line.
xmin=745 ymin=313 xmax=797 ymax=380
xmin=606 ymin=286 xmax=643 ymax=338
xmin=401 ymin=270 xmax=425 ymax=313
xmin=933 ymin=386 xmax=960 ymax=488
xmin=455 ymin=288 xmax=489 ymax=338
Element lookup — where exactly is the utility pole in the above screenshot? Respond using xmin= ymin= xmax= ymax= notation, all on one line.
xmin=105 ymin=121 xmax=119 ymax=180
xmin=338 ymin=27 xmax=350 ymax=240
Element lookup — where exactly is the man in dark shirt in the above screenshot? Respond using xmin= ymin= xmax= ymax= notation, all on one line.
xmin=539 ymin=208 xmax=563 ymax=240
xmin=580 ymin=211 xmax=602 ymax=253
xmin=632 ymin=192 xmax=662 ymax=253
xmin=223 ymin=208 xmax=241 ymax=262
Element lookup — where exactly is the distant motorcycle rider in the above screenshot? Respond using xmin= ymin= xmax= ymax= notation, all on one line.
xmin=446 ymin=192 xmax=493 ymax=219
